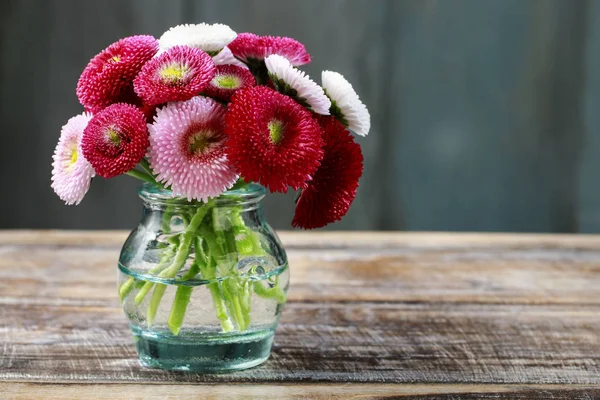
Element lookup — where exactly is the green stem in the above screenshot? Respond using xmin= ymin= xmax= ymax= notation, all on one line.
xmin=240 ymin=278 xmax=251 ymax=328
xmin=207 ymin=282 xmax=234 ymax=332
xmin=161 ymin=207 xmax=173 ymax=233
xmin=147 ymin=284 xmax=167 ymax=325
xmin=253 ymin=279 xmax=287 ymax=304
xmin=126 ymin=169 xmax=156 ymax=185
xmin=166 ymin=238 xmax=205 ymax=335
xmin=197 ymin=225 xmax=242 ymax=331
xmin=134 ymin=245 xmax=177 ymax=306
xmin=222 ymin=279 xmax=248 ymax=331
xmin=119 ymin=277 xmax=135 ymax=301
xmin=168 ymin=286 xmax=193 ymax=335
xmin=121 ymin=206 xmax=179 ymax=303
xmin=208 ymin=210 xmax=250 ymax=330
xmin=146 ymin=203 xmax=212 ymax=326
xmin=196 ymin=237 xmax=235 ymax=332
xmin=139 ymin=158 xmax=153 ymax=176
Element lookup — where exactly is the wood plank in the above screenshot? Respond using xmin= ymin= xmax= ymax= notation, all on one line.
xmin=3 ymin=230 xmax=600 ymax=247
xmin=1 ymin=231 xmax=599 ymax=304
xmin=1 ymin=231 xmax=599 ymax=386
xmin=1 ymin=383 xmax=600 ymax=400
xmin=1 ymin=301 xmax=598 ymax=384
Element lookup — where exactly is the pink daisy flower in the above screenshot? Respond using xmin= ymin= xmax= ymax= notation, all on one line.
xmin=148 ymin=97 xmax=238 ymax=201
xmin=51 ymin=113 xmax=95 ymax=205
xmin=76 ymin=35 xmax=158 ymax=113
xmin=225 ymin=86 xmax=324 ymax=193
xmin=81 ymin=103 xmax=149 ymax=178
xmin=203 ymin=64 xmax=256 ymax=102
xmin=228 ymin=33 xmax=311 ymax=66
xmin=134 ymin=46 xmax=216 ymax=106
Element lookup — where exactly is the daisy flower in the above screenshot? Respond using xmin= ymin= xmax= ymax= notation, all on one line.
xmin=265 ymin=54 xmax=330 ymax=115
xmin=134 ymin=45 xmax=216 ymax=106
xmin=81 ymin=103 xmax=149 ymax=178
xmin=228 ymin=33 xmax=311 ymax=66
xmin=51 ymin=113 xmax=95 ymax=205
xmin=77 ymin=35 xmax=158 ymax=113
xmin=292 ymin=116 xmax=363 ymax=229
xmin=159 ymin=23 xmax=237 ymax=55
xmin=203 ymin=64 xmax=256 ymax=102
xmin=225 ymin=86 xmax=324 ymax=193
xmin=212 ymin=46 xmax=248 ymax=69
xmin=148 ymin=96 xmax=238 ymax=201
xmin=321 ymin=70 xmax=371 ymax=137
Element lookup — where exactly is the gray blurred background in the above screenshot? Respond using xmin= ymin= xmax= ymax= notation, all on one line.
xmin=1 ymin=0 xmax=599 ymax=232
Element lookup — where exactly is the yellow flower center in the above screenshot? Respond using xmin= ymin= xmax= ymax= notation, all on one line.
xmin=106 ymin=128 xmax=121 ymax=146
xmin=268 ymin=120 xmax=284 ymax=144
xmin=160 ymin=63 xmax=189 ymax=84
xmin=70 ymin=148 xmax=78 ymax=164
xmin=212 ymin=74 xmax=240 ymax=89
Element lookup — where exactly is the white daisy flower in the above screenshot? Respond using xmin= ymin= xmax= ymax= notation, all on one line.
xmin=51 ymin=113 xmax=95 ymax=205
xmin=212 ymin=46 xmax=248 ymax=69
xmin=265 ymin=54 xmax=331 ymax=115
xmin=321 ymin=70 xmax=370 ymax=136
xmin=159 ymin=23 xmax=237 ymax=55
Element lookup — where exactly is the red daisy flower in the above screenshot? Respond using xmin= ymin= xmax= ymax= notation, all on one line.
xmin=203 ymin=64 xmax=256 ymax=102
xmin=140 ymin=102 xmax=158 ymax=124
xmin=228 ymin=33 xmax=311 ymax=66
xmin=133 ymin=45 xmax=216 ymax=106
xmin=76 ymin=35 xmax=158 ymax=113
xmin=225 ymin=86 xmax=324 ymax=193
xmin=81 ymin=103 xmax=149 ymax=178
xmin=292 ymin=116 xmax=363 ymax=229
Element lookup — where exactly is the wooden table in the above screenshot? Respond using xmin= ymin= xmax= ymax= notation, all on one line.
xmin=0 ymin=231 xmax=599 ymax=399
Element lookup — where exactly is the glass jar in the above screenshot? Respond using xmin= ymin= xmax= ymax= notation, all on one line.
xmin=117 ymin=183 xmax=289 ymax=372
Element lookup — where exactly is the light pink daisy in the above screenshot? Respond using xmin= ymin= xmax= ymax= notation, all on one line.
xmin=51 ymin=113 xmax=95 ymax=205
xmin=148 ymin=97 xmax=238 ymax=201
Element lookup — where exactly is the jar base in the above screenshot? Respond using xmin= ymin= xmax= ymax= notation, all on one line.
xmin=131 ymin=326 xmax=274 ymax=372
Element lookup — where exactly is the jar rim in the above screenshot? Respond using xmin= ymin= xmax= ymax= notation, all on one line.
xmin=138 ymin=182 xmax=266 ymax=206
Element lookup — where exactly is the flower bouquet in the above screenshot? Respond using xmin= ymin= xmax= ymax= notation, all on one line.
xmin=51 ymin=23 xmax=370 ymax=371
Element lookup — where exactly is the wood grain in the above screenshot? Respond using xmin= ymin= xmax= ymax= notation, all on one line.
xmin=1 ymin=231 xmax=599 ymax=395
xmin=1 ymin=383 xmax=600 ymax=400
xmin=1 ymin=231 xmax=599 ymax=304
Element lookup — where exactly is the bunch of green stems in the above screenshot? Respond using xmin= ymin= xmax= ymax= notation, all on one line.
xmin=119 ymin=194 xmax=286 ymax=335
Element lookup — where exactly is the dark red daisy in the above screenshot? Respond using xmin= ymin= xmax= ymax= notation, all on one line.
xmin=292 ymin=116 xmax=363 ymax=229
xmin=140 ymin=102 xmax=158 ymax=124
xmin=228 ymin=33 xmax=311 ymax=66
xmin=203 ymin=64 xmax=256 ymax=102
xmin=225 ymin=86 xmax=324 ymax=193
xmin=133 ymin=45 xmax=216 ymax=106
xmin=81 ymin=103 xmax=149 ymax=178
xmin=76 ymin=35 xmax=158 ymax=113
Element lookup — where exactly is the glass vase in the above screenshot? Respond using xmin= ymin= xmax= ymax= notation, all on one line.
xmin=117 ymin=183 xmax=289 ymax=372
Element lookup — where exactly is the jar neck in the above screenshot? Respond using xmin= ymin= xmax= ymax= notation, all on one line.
xmin=138 ymin=183 xmax=266 ymax=212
